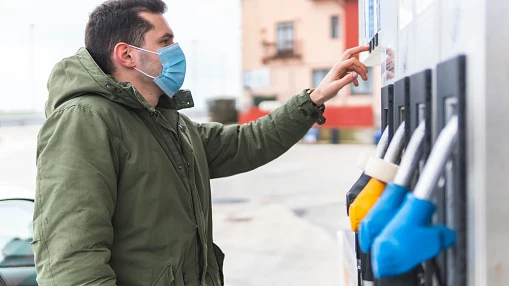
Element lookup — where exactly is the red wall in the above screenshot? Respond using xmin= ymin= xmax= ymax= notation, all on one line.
xmin=344 ymin=0 xmax=359 ymax=50
xmin=239 ymin=106 xmax=373 ymax=128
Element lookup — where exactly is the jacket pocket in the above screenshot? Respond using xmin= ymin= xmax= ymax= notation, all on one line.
xmin=212 ymin=243 xmax=225 ymax=286
xmin=151 ymin=264 xmax=175 ymax=286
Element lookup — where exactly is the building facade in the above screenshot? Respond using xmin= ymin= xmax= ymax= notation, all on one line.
xmin=240 ymin=0 xmax=380 ymax=133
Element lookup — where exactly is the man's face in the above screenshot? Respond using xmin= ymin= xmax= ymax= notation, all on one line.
xmin=134 ymin=12 xmax=175 ymax=85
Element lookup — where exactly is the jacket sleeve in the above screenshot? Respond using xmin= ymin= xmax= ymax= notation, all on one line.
xmin=196 ymin=90 xmax=325 ymax=179
xmin=32 ymin=105 xmax=119 ymax=285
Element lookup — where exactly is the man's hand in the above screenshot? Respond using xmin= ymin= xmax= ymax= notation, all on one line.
xmin=310 ymin=46 xmax=370 ymax=106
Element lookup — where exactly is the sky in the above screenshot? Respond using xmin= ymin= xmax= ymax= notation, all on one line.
xmin=0 ymin=0 xmax=242 ymax=113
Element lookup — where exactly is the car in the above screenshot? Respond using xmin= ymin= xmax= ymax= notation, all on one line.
xmin=0 ymin=185 xmax=37 ymax=286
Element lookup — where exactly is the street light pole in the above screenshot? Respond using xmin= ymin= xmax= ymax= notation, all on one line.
xmin=29 ymin=24 xmax=36 ymax=112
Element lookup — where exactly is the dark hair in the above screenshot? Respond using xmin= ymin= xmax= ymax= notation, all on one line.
xmin=85 ymin=0 xmax=167 ymax=75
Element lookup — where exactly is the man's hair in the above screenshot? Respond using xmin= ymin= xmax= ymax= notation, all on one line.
xmin=85 ymin=0 xmax=167 ymax=75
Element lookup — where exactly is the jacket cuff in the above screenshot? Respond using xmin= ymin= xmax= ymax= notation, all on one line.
xmin=292 ymin=89 xmax=327 ymax=125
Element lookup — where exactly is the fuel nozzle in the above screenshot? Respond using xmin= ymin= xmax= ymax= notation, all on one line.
xmin=359 ymin=121 xmax=426 ymax=253
xmin=349 ymin=122 xmax=406 ymax=232
xmin=371 ymin=116 xmax=459 ymax=278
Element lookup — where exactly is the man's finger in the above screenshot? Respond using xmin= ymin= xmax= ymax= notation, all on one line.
xmin=331 ymin=72 xmax=359 ymax=91
xmin=340 ymin=57 xmax=368 ymax=75
xmin=350 ymin=57 xmax=369 ymax=74
xmin=336 ymin=58 xmax=365 ymax=79
xmin=341 ymin=46 xmax=370 ymax=60
xmin=353 ymin=77 xmax=359 ymax=87
xmin=338 ymin=59 xmax=368 ymax=81
xmin=347 ymin=65 xmax=368 ymax=81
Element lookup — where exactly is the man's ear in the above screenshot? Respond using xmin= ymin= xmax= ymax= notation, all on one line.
xmin=113 ymin=43 xmax=136 ymax=68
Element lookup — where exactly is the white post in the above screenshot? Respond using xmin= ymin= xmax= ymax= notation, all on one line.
xmin=29 ymin=23 xmax=36 ymax=112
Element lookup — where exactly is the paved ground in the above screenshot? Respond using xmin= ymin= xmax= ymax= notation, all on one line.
xmin=0 ymin=125 xmax=375 ymax=286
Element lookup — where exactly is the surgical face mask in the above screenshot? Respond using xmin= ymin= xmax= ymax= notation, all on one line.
xmin=129 ymin=43 xmax=186 ymax=97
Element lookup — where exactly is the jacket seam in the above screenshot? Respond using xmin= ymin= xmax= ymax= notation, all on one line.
xmin=48 ymin=99 xmax=128 ymax=155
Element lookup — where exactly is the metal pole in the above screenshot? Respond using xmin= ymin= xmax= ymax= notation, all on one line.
xmin=29 ymin=23 xmax=36 ymax=112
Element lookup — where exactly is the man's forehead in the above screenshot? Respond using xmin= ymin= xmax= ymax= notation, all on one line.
xmin=139 ymin=12 xmax=173 ymax=36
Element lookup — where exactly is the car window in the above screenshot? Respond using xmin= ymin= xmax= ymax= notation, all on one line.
xmin=0 ymin=200 xmax=34 ymax=267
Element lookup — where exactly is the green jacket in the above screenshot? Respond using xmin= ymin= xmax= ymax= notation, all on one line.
xmin=32 ymin=48 xmax=325 ymax=286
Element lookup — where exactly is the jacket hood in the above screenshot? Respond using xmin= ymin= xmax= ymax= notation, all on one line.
xmin=45 ymin=47 xmax=194 ymax=117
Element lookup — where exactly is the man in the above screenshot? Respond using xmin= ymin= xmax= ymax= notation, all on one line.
xmin=32 ymin=0 xmax=369 ymax=285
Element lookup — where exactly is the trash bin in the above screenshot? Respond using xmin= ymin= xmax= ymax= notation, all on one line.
xmin=207 ymin=98 xmax=238 ymax=124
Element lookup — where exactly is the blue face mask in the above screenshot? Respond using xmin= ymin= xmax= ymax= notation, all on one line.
xmin=129 ymin=43 xmax=186 ymax=97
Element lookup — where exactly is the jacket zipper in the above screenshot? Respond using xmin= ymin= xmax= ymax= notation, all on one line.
xmin=177 ymin=113 xmax=182 ymax=145
xmin=150 ymin=110 xmax=203 ymax=284
xmin=177 ymin=112 xmax=202 ymax=284
xmin=175 ymin=112 xmax=202 ymax=283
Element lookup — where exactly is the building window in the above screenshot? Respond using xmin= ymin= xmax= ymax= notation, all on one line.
xmin=331 ymin=15 xmax=340 ymax=38
xmin=276 ymin=22 xmax=294 ymax=55
xmin=312 ymin=69 xmax=330 ymax=88
xmin=351 ymin=67 xmax=373 ymax=94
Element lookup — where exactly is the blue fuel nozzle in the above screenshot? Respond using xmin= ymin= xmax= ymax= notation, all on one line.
xmin=358 ymin=182 xmax=409 ymax=253
xmin=371 ymin=193 xmax=456 ymax=278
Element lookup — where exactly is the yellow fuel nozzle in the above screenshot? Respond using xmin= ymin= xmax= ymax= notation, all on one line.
xmin=348 ymin=122 xmax=406 ymax=232
xmin=349 ymin=178 xmax=387 ymax=231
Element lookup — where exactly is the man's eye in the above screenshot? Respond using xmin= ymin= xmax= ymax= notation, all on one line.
xmin=162 ymin=39 xmax=169 ymax=45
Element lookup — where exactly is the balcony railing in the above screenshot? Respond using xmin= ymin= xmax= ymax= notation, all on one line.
xmin=261 ymin=40 xmax=302 ymax=64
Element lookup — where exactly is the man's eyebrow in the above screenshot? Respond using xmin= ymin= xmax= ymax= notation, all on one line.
xmin=160 ymin=33 xmax=174 ymax=40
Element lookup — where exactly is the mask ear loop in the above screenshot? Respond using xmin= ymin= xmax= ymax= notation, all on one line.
xmin=128 ymin=45 xmax=158 ymax=79
xmin=134 ymin=67 xmax=156 ymax=79
xmin=128 ymin=44 xmax=158 ymax=54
